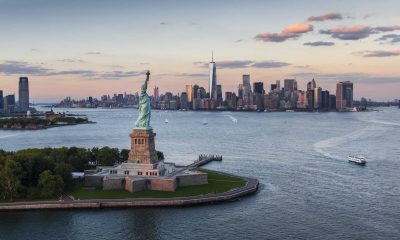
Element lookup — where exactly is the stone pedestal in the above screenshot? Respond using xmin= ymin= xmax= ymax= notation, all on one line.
xmin=128 ymin=129 xmax=158 ymax=164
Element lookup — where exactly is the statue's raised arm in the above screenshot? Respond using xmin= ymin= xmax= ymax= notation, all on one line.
xmin=135 ymin=71 xmax=152 ymax=130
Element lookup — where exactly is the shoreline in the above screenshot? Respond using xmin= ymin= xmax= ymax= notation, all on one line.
xmin=0 ymin=172 xmax=258 ymax=211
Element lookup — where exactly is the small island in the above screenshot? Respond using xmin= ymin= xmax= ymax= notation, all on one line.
xmin=0 ymin=114 xmax=94 ymax=130
xmin=0 ymin=72 xmax=258 ymax=210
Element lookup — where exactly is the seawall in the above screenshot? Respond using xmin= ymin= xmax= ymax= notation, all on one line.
xmin=0 ymin=175 xmax=258 ymax=211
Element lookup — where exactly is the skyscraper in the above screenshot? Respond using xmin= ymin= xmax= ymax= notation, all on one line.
xmin=18 ymin=77 xmax=29 ymax=112
xmin=209 ymin=53 xmax=217 ymax=99
xmin=336 ymin=81 xmax=353 ymax=110
xmin=242 ymin=74 xmax=251 ymax=97
xmin=284 ymin=79 xmax=297 ymax=93
xmin=4 ymin=94 xmax=16 ymax=113
xmin=0 ymin=90 xmax=4 ymax=113
xmin=253 ymin=82 xmax=264 ymax=94
xmin=216 ymin=85 xmax=222 ymax=103
xmin=314 ymin=87 xmax=322 ymax=109
xmin=153 ymin=86 xmax=159 ymax=101
xmin=238 ymin=84 xmax=244 ymax=99
xmin=192 ymin=84 xmax=199 ymax=99
xmin=185 ymin=85 xmax=193 ymax=103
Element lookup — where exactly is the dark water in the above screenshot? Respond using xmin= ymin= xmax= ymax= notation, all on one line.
xmin=0 ymin=107 xmax=399 ymax=240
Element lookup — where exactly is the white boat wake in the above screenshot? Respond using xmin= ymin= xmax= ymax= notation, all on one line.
xmin=363 ymin=119 xmax=400 ymax=127
xmin=313 ymin=125 xmax=385 ymax=161
xmin=227 ymin=115 xmax=238 ymax=123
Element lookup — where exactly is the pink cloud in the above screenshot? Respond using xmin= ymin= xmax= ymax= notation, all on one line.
xmin=308 ymin=13 xmax=343 ymax=22
xmin=255 ymin=23 xmax=313 ymax=43
xmin=283 ymin=23 xmax=313 ymax=34
xmin=320 ymin=25 xmax=400 ymax=40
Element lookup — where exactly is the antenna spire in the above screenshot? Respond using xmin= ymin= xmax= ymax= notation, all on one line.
xmin=212 ymin=50 xmax=214 ymax=62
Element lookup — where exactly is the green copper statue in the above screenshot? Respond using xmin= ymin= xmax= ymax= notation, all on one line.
xmin=135 ymin=71 xmax=152 ymax=130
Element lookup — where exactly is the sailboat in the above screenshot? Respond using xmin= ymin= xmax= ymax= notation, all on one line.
xmin=165 ymin=119 xmax=169 ymax=124
xmin=202 ymin=119 xmax=208 ymax=125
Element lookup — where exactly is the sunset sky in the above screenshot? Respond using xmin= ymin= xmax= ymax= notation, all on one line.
xmin=1 ymin=0 xmax=400 ymax=102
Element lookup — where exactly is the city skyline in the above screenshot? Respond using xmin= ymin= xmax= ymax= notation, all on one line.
xmin=1 ymin=0 xmax=400 ymax=101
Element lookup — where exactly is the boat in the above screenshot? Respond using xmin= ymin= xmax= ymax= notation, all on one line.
xmin=348 ymin=155 xmax=366 ymax=166
xmin=202 ymin=119 xmax=208 ymax=125
xmin=165 ymin=119 xmax=169 ymax=124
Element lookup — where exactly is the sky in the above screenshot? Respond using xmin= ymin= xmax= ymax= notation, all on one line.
xmin=0 ymin=0 xmax=399 ymax=102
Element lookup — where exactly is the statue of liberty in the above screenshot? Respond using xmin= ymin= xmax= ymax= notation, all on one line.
xmin=135 ymin=71 xmax=152 ymax=130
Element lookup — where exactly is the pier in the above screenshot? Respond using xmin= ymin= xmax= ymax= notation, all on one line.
xmin=192 ymin=154 xmax=222 ymax=168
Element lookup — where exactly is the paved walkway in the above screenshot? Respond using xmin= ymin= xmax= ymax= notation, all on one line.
xmin=0 ymin=175 xmax=258 ymax=210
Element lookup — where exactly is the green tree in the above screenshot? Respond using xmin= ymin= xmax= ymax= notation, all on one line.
xmin=96 ymin=147 xmax=120 ymax=166
xmin=54 ymin=162 xmax=73 ymax=188
xmin=37 ymin=170 xmax=64 ymax=199
xmin=0 ymin=159 xmax=22 ymax=201
xmin=120 ymin=149 xmax=130 ymax=162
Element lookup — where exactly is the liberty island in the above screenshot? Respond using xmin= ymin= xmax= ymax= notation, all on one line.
xmin=0 ymin=72 xmax=258 ymax=210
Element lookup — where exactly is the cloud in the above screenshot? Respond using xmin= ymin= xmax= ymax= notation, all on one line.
xmin=319 ymin=25 xmax=372 ymax=40
xmin=0 ymin=61 xmax=51 ymax=75
xmin=217 ymin=60 xmax=254 ymax=69
xmin=235 ymin=39 xmax=243 ymax=43
xmin=353 ymin=50 xmax=400 ymax=57
xmin=255 ymin=23 xmax=313 ymax=43
xmin=287 ymin=72 xmax=400 ymax=85
xmin=140 ymin=62 xmax=150 ymax=65
xmin=0 ymin=61 xmax=142 ymax=79
xmin=283 ymin=23 xmax=313 ymax=34
xmin=57 ymin=58 xmax=86 ymax=63
xmin=193 ymin=60 xmax=290 ymax=69
xmin=254 ymin=32 xmax=299 ymax=42
xmin=304 ymin=41 xmax=335 ymax=46
xmin=156 ymin=73 xmax=208 ymax=78
xmin=320 ymin=25 xmax=400 ymax=40
xmin=31 ymin=48 xmax=40 ymax=52
xmin=251 ymin=61 xmax=291 ymax=68
xmin=86 ymin=52 xmax=101 ymax=55
xmin=376 ymin=34 xmax=400 ymax=43
xmin=160 ymin=22 xmax=168 ymax=25
xmin=293 ymin=65 xmax=311 ymax=69
xmin=374 ymin=25 xmax=400 ymax=32
xmin=308 ymin=13 xmax=343 ymax=22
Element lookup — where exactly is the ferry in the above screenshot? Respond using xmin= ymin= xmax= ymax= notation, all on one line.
xmin=348 ymin=155 xmax=366 ymax=166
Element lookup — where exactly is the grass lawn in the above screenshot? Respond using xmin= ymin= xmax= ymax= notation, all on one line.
xmin=69 ymin=170 xmax=247 ymax=200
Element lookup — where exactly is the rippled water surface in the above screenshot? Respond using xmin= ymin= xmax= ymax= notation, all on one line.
xmin=0 ymin=107 xmax=399 ymax=240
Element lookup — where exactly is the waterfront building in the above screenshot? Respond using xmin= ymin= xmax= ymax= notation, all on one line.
xmin=153 ymin=86 xmax=159 ymax=102
xmin=238 ymin=83 xmax=244 ymax=99
xmin=253 ymin=82 xmax=264 ymax=111
xmin=185 ymin=85 xmax=193 ymax=104
xmin=321 ymin=90 xmax=330 ymax=110
xmin=336 ymin=81 xmax=353 ymax=110
xmin=216 ymin=85 xmax=223 ymax=103
xmin=306 ymin=79 xmax=316 ymax=109
xmin=18 ymin=76 xmax=29 ymax=112
xmin=284 ymin=79 xmax=297 ymax=93
xmin=192 ymin=84 xmax=199 ymax=100
xmin=297 ymin=90 xmax=307 ymax=109
xmin=242 ymin=75 xmax=252 ymax=97
xmin=0 ymin=90 xmax=3 ymax=113
xmin=253 ymin=82 xmax=264 ymax=94
xmin=314 ymin=87 xmax=322 ymax=109
xmin=4 ymin=94 xmax=16 ymax=113
xmin=329 ymin=95 xmax=336 ymax=110
xmin=270 ymin=84 xmax=277 ymax=92
xmin=275 ymin=80 xmax=281 ymax=92
xmin=180 ymin=92 xmax=188 ymax=110
xmin=209 ymin=54 xmax=217 ymax=100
